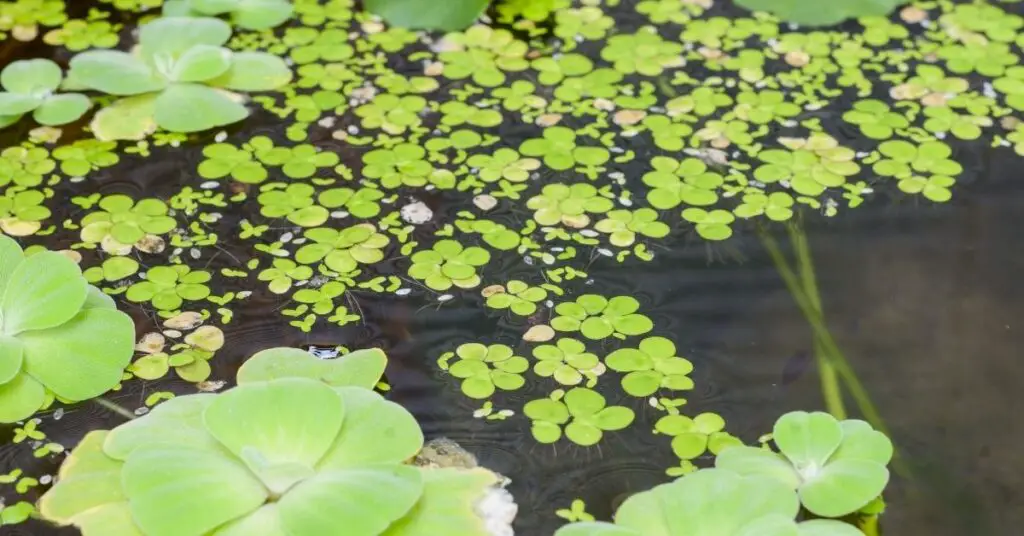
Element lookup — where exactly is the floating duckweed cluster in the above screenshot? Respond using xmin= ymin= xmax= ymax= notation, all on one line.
xmin=0 ymin=0 xmax=1022 ymax=531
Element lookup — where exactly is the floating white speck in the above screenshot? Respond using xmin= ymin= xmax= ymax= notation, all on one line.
xmin=395 ymin=288 xmax=412 ymax=296
xmin=935 ymin=132 xmax=947 ymax=140
xmin=293 ymin=237 xmax=307 ymax=245
xmin=598 ymin=249 xmax=613 ymax=257
xmin=401 ymin=201 xmax=433 ymax=224
xmin=134 ymin=407 xmax=150 ymax=416
xmin=215 ymin=132 xmax=227 ymax=143
xmin=437 ymin=294 xmax=454 ymax=302
xmin=190 ymin=248 xmax=201 ymax=259
xmin=39 ymin=475 xmax=52 ymax=485
xmin=579 ymin=229 xmax=598 ymax=237
xmin=473 ymin=194 xmax=497 ymax=211
xmin=477 ymin=485 xmax=518 ymax=536
xmin=318 ymin=117 xmax=337 ymax=128
xmin=280 ymin=232 xmax=294 ymax=243
xmin=620 ymin=198 xmax=633 ymax=207
xmin=237 ymin=291 xmax=252 ymax=299
xmin=523 ymin=256 xmax=534 ymax=265
xmin=347 ymin=125 xmax=359 ymax=134
xmin=70 ymin=176 xmax=85 ymax=183
xmin=53 ymin=408 xmax=63 ymax=421
xmin=200 ymin=181 xmax=219 ymax=189
xmin=330 ymin=210 xmax=350 ymax=218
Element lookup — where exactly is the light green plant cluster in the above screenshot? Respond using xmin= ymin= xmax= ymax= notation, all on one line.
xmin=0 ymin=235 xmax=134 ymax=422
xmin=557 ymin=411 xmax=893 ymax=535
xmin=39 ymin=347 xmax=509 ymax=536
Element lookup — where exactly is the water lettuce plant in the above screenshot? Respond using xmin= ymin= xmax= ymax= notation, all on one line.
xmin=67 ymin=17 xmax=291 ymax=138
xmin=0 ymin=235 xmax=134 ymax=422
xmin=365 ymin=0 xmax=487 ymax=31
xmin=163 ymin=0 xmax=294 ymax=29
xmin=716 ymin=411 xmax=893 ymax=517
xmin=40 ymin=347 xmax=508 ymax=536
xmin=735 ymin=0 xmax=908 ymax=27
xmin=0 ymin=59 xmax=91 ymax=129
xmin=554 ymin=468 xmax=862 ymax=536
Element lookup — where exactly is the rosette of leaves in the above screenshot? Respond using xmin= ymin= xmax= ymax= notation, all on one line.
xmin=0 ymin=59 xmax=91 ymax=130
xmin=257 ymin=183 xmax=328 ymax=227
xmin=125 ymin=264 xmax=212 ymax=311
xmin=129 ymin=325 xmax=225 ymax=382
xmin=40 ymin=347 xmax=507 ymax=536
xmin=484 ymin=280 xmax=546 ymax=316
xmin=446 ymin=343 xmax=528 ymax=399
xmin=79 ymin=194 xmax=176 ymax=254
xmin=258 ymin=259 xmax=313 ymax=294
xmin=654 ymin=413 xmax=740 ymax=461
xmin=641 ymin=156 xmax=723 ymax=209
xmin=532 ymin=338 xmax=600 ymax=386
xmin=0 ymin=235 xmax=134 ymax=422
xmin=525 ymin=183 xmax=614 ymax=229
xmin=523 ymin=388 xmax=634 ymax=446
xmin=294 ymin=224 xmax=390 ymax=274
xmin=682 ymin=208 xmax=736 ymax=241
xmin=736 ymin=0 xmax=908 ymax=26
xmin=606 ymin=336 xmax=694 ymax=397
xmin=0 ymin=146 xmax=55 ymax=188
xmin=554 ymin=468 xmax=862 ymax=536
xmin=163 ymin=0 xmax=294 ymax=29
xmin=594 ymin=209 xmax=670 ymax=247
xmin=551 ymin=295 xmax=653 ymax=340
xmin=0 ymin=188 xmax=50 ymax=236
xmin=716 ymin=411 xmax=894 ymax=518
xmin=68 ymin=17 xmax=292 ymax=138
xmin=408 ymin=239 xmax=491 ymax=291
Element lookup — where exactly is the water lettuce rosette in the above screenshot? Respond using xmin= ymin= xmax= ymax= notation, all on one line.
xmin=39 ymin=347 xmax=509 ymax=536
xmin=554 ymin=468 xmax=862 ymax=536
xmin=0 ymin=235 xmax=134 ymax=422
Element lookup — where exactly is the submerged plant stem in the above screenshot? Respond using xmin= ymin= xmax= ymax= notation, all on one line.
xmin=787 ymin=221 xmax=846 ymax=420
xmin=93 ymin=397 xmax=137 ymax=420
xmin=759 ymin=227 xmax=889 ymax=438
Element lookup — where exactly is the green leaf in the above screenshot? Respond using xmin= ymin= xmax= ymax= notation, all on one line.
xmin=773 ymin=411 xmax=843 ymax=467
xmin=0 ymin=336 xmax=23 ymax=384
xmin=121 ymin=447 xmax=267 ymax=536
xmin=364 ymin=0 xmax=487 ymax=31
xmin=0 ymin=373 xmax=45 ymax=422
xmin=209 ymin=52 xmax=292 ymax=91
xmin=37 ymin=431 xmax=126 ymax=524
xmin=139 ymin=16 xmax=232 ymax=61
xmin=714 ymin=446 xmax=803 ymax=489
xmin=277 ymin=466 xmax=423 ymax=535
xmin=103 ymin=394 xmax=220 ymax=460
xmin=1 ymin=59 xmax=62 ymax=94
xmin=33 ymin=94 xmax=91 ymax=126
xmin=799 ymin=459 xmax=889 ymax=517
xmin=555 ymin=522 xmax=640 ymax=536
xmin=68 ymin=51 xmax=166 ymax=96
xmin=203 ymin=378 xmax=343 ymax=481
xmin=232 ymin=0 xmax=294 ymax=29
xmin=91 ymin=94 xmax=159 ymax=141
xmin=1 ymin=251 xmax=87 ymax=335
xmin=734 ymin=0 xmax=908 ymax=26
xmin=0 ymin=92 xmax=42 ymax=115
xmin=19 ymin=307 xmax=134 ymax=400
xmin=214 ymin=504 xmax=286 ymax=536
xmin=60 ymin=502 xmax=144 ymax=536
xmin=170 ymin=45 xmax=232 ymax=83
xmin=382 ymin=467 xmax=499 ymax=536
xmin=153 ymin=83 xmax=249 ymax=133
xmin=317 ymin=387 xmax=423 ymax=469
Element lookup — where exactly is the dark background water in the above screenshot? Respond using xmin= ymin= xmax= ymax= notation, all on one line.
xmin=2 ymin=1 xmax=1024 ymax=535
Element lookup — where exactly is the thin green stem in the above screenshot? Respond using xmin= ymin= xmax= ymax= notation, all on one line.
xmin=93 ymin=397 xmax=137 ymax=420
xmin=760 ymin=229 xmax=889 ymax=436
xmin=787 ymin=221 xmax=846 ymax=420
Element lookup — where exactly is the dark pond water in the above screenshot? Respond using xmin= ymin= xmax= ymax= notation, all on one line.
xmin=2 ymin=1 xmax=1024 ymax=535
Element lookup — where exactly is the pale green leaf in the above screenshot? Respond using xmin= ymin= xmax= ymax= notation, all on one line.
xmin=153 ymin=83 xmax=248 ymax=132
xmin=122 ymin=447 xmax=267 ymax=536
xmin=317 ymin=387 xmax=423 ymax=470
xmin=0 ymin=372 xmax=44 ymax=422
xmin=364 ymin=0 xmax=487 ymax=31
xmin=170 ymin=45 xmax=232 ymax=83
xmin=1 ymin=251 xmax=87 ymax=334
xmin=278 ymin=467 xmax=423 ymax=535
xmin=68 ymin=51 xmax=166 ymax=96
xmin=90 ymin=94 xmax=159 ymax=141
xmin=382 ymin=467 xmax=499 ymax=536
xmin=209 ymin=52 xmax=292 ymax=91
xmin=2 ymin=59 xmax=62 ymax=94
xmin=19 ymin=307 xmax=134 ymax=400
xmin=33 ymin=93 xmax=91 ymax=126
